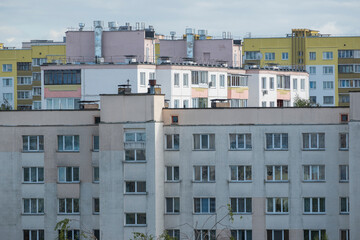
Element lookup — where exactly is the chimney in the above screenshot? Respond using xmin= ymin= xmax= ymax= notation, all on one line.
xmin=186 ymin=28 xmax=195 ymax=59
xmin=94 ymin=20 xmax=104 ymax=63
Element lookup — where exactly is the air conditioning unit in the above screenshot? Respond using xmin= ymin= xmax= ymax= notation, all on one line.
xmin=262 ymin=90 xmax=268 ymax=96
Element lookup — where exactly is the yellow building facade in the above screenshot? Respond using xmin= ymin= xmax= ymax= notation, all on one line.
xmin=243 ymin=29 xmax=360 ymax=106
xmin=0 ymin=43 xmax=65 ymax=109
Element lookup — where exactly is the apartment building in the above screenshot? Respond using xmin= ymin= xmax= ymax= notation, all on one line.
xmin=40 ymin=62 xmax=308 ymax=109
xmin=242 ymin=29 xmax=360 ymax=106
xmin=0 ymin=41 xmax=66 ymax=110
xmin=0 ymin=90 xmax=358 ymax=240
xmin=158 ymin=29 xmax=242 ymax=67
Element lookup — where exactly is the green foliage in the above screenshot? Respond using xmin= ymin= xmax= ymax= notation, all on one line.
xmin=293 ymin=96 xmax=320 ymax=107
xmin=54 ymin=218 xmax=97 ymax=240
xmin=0 ymin=103 xmax=11 ymax=110
xmin=131 ymin=231 xmax=177 ymax=240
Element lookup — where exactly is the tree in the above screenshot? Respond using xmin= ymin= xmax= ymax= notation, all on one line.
xmin=55 ymin=218 xmax=98 ymax=240
xmin=293 ymin=95 xmax=320 ymax=107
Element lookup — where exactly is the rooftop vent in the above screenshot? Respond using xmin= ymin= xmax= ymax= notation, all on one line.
xmin=118 ymin=80 xmax=132 ymax=94
xmin=170 ymin=31 xmax=176 ymax=40
xmin=158 ymin=56 xmax=171 ymax=64
xmin=124 ymin=55 xmax=137 ymax=64
xmin=198 ymin=29 xmax=207 ymax=40
xmin=79 ymin=23 xmax=85 ymax=31
xmin=108 ymin=21 xmax=118 ymax=31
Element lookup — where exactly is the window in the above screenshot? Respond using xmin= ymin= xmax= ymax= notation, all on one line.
xmin=46 ymin=98 xmax=80 ymax=109
xmin=340 ymin=230 xmax=350 ymax=240
xmin=33 ymin=101 xmax=41 ymax=110
xmin=304 ymin=198 xmax=325 ymax=213
xmin=228 ymin=75 xmax=248 ymax=87
xmin=209 ymin=74 xmax=216 ymax=88
xmin=2 ymin=64 xmax=12 ymax=72
xmin=125 ymin=132 xmax=146 ymax=142
xmin=282 ymin=52 xmax=288 ymax=60
xmin=33 ymin=87 xmax=41 ymax=96
xmin=23 ymin=167 xmax=44 ymax=183
xmin=323 ymin=81 xmax=333 ymax=90
xmin=194 ymin=198 xmax=216 ymax=213
xmin=125 ymin=149 xmax=146 ymax=161
xmin=293 ymin=78 xmax=297 ymax=90
xmin=173 ymin=99 xmax=179 ymax=108
xmin=195 ymin=230 xmax=216 ymax=240
xmin=323 ymin=96 xmax=334 ymax=104
xmin=309 ymin=81 xmax=316 ymax=89
xmin=191 ymin=71 xmax=208 ymax=85
xmin=301 ymin=79 xmax=305 ymax=90
xmin=229 ymin=134 xmax=252 ymax=150
xmin=32 ymin=58 xmax=47 ymax=66
xmin=339 ymin=50 xmax=354 ymax=58
xmin=266 ymin=198 xmax=288 ymax=213
xmin=166 ymin=166 xmax=179 ymax=181
xmin=93 ymin=198 xmax=100 ymax=214
xmin=266 ymin=133 xmax=288 ymax=150
xmin=166 ymin=230 xmax=180 ymax=240
xmin=125 ymin=213 xmax=146 ymax=226
xmin=174 ymin=73 xmax=180 ymax=87
xmin=230 ymin=166 xmax=252 ymax=182
xmin=93 ymin=136 xmax=99 ymax=151
xmin=149 ymin=72 xmax=155 ymax=80
xmin=183 ymin=100 xmax=189 ymax=108
xmin=339 ymin=133 xmax=349 ymax=150
xmin=230 ymin=99 xmax=247 ymax=107
xmin=262 ymin=101 xmax=266 ymax=107
xmin=138 ymin=72 xmax=145 ymax=86
xmin=276 ymin=75 xmax=290 ymax=89
xmin=302 ymin=133 xmax=325 ymax=150
xmin=340 ymin=114 xmax=349 ymax=122
xmin=183 ymin=73 xmax=189 ymax=87
xmin=231 ymin=230 xmax=252 ymax=240
xmin=270 ymin=101 xmax=275 ymax=107
xmin=193 ymin=134 xmax=215 ymax=150
xmin=44 ymin=70 xmax=81 ymax=85
xmin=309 ymin=52 xmax=316 ymax=60
xmin=17 ymin=62 xmax=31 ymax=71
xmin=58 ymin=135 xmax=79 ymax=151
xmin=339 ymin=165 xmax=349 ymax=182
xmin=245 ymin=51 xmax=261 ymax=60
xmin=339 ymin=95 xmax=350 ymax=103
xmin=265 ymin=52 xmax=275 ymax=60
xmin=125 ymin=181 xmax=146 ymax=193
xmin=166 ymin=197 xmax=180 ymax=213
xmin=18 ymin=90 xmax=31 ymax=99
xmin=262 ymin=77 xmax=267 ymax=89
xmin=172 ymin=115 xmax=179 ymax=124
xmin=309 ymin=66 xmax=316 ymax=75
xmin=230 ymin=198 xmax=252 ymax=213
xmin=58 ymin=230 xmax=80 ymax=240
xmin=58 ymin=167 xmax=79 ymax=183
xmin=23 ymin=198 xmax=44 ymax=214
xmin=166 ymin=134 xmax=179 ymax=150
xmin=220 ymin=74 xmax=225 ymax=87
xmin=18 ymin=77 xmax=32 ymax=85
xmin=267 ymin=230 xmax=289 ymax=240
xmin=340 ymin=197 xmax=349 ymax=214
xmin=322 ymin=52 xmax=333 ymax=60
xmin=59 ymin=198 xmax=79 ymax=214
xmin=304 ymin=230 xmax=326 ymax=240
xmin=310 ymin=96 xmax=316 ymax=104
xmin=338 ymin=65 xmax=353 ymax=73
xmin=93 ymin=167 xmax=99 ymax=183
xmin=269 ymin=77 xmax=274 ymax=90
xmin=266 ymin=166 xmax=288 ymax=182
xmin=23 ymin=135 xmax=44 ymax=152
xmin=94 ymin=230 xmax=100 ymax=240
xmin=303 ymin=165 xmax=325 ymax=181
xmin=194 ymin=166 xmax=215 ymax=182
xmin=23 ymin=230 xmax=44 ymax=240
xmin=323 ymin=66 xmax=333 ymax=74
xmin=32 ymin=72 xmax=41 ymax=81
xmin=2 ymin=78 xmax=12 ymax=87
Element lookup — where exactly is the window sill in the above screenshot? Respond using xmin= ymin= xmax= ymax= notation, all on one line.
xmin=56 ymin=151 xmax=80 ymax=153
xmin=228 ymin=180 xmax=252 ymax=183
xmin=22 ymin=213 xmax=44 ymax=216
xmin=340 ymin=212 xmax=349 ymax=215
xmin=22 ymin=150 xmax=44 ymax=153
xmin=57 ymin=181 xmax=80 ymax=184
xmin=92 ymin=149 xmax=99 ymax=152
xmin=265 ymin=149 xmax=288 ymax=151
xmin=266 ymin=213 xmax=289 ymax=215
xmin=265 ymin=180 xmax=289 ymax=183
xmin=192 ymin=149 xmax=215 ymax=151
xmin=93 ymin=212 xmax=100 ymax=215
xmin=339 ymin=180 xmax=349 ymax=183
xmin=302 ymin=180 xmax=326 ymax=183
xmin=124 ymin=192 xmax=148 ymax=195
xmin=165 ymin=180 xmax=181 ymax=183
xmin=339 ymin=148 xmax=349 ymax=151
xmin=303 ymin=213 xmax=326 ymax=215
xmin=229 ymin=148 xmax=252 ymax=151
xmin=23 ymin=182 xmax=44 ymax=184
xmin=302 ymin=149 xmax=325 ymax=151
xmin=58 ymin=213 xmax=80 ymax=215
xmin=193 ymin=213 xmax=216 ymax=215
xmin=192 ymin=181 xmax=216 ymax=183
xmin=165 ymin=149 xmax=180 ymax=151
xmin=233 ymin=212 xmax=252 ymax=215
xmin=93 ymin=181 xmax=100 ymax=184
xmin=123 ymin=160 xmax=147 ymax=163
xmin=165 ymin=213 xmax=180 ymax=215
xmin=125 ymin=224 xmax=147 ymax=227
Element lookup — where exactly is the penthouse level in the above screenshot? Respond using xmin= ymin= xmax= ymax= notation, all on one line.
xmin=0 ymin=91 xmax=359 ymax=240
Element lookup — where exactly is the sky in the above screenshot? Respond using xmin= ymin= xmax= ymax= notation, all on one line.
xmin=1 ymin=0 xmax=360 ymax=48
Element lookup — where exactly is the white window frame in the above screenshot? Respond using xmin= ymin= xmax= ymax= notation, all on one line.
xmin=193 ymin=134 xmax=215 ymax=150
xmin=125 ymin=213 xmax=147 ymax=226
xmin=304 ymin=230 xmax=326 ymax=240
xmin=323 ymin=66 xmax=334 ymax=74
xmin=339 ymin=133 xmax=349 ymax=150
xmin=230 ymin=197 xmax=252 ymax=214
xmin=165 ymin=134 xmax=179 ymax=150
xmin=339 ymin=165 xmax=349 ymax=182
xmin=265 ymin=133 xmax=288 ymax=150
xmin=173 ymin=99 xmax=179 ymax=108
xmin=32 ymin=101 xmax=41 ymax=110
xmin=309 ymin=81 xmax=316 ymax=90
xmin=266 ymin=197 xmax=288 ymax=214
xmin=17 ymin=90 xmax=32 ymax=99
xmin=166 ymin=197 xmax=180 ymax=214
xmin=270 ymin=77 xmax=274 ymax=90
xmin=140 ymin=72 xmax=146 ymax=86
xmin=293 ymin=78 xmax=297 ymax=90
xmin=309 ymin=66 xmax=316 ymax=75
xmin=194 ymin=198 xmax=216 ymax=214
xmin=18 ymin=76 xmax=32 ymax=85
xmin=340 ymin=230 xmax=350 ymax=240
xmin=2 ymin=64 xmax=12 ymax=72
xmin=57 ymin=135 xmax=79 ymax=152
xmin=166 ymin=229 xmax=180 ymax=239
xmin=23 ymin=167 xmax=44 ymax=183
xmin=322 ymin=51 xmax=333 ymax=60
xmin=302 ymin=133 xmax=325 ymax=150
xmin=340 ymin=197 xmax=349 ymax=214
xmin=93 ymin=198 xmax=100 ymax=214
xmin=266 ymin=165 xmax=288 ymax=182
xmin=194 ymin=166 xmax=215 ymax=182
xmin=301 ymin=78 xmax=305 ymax=90
xmin=174 ymin=73 xmax=180 ymax=87
xmin=23 ymin=135 xmax=44 ymax=152
xmin=2 ymin=78 xmax=12 ymax=87
xmin=281 ymin=52 xmax=288 ymax=60
xmin=265 ymin=52 xmax=275 ymax=60
xmin=220 ymin=74 xmax=225 ymax=88
xmin=58 ymin=198 xmax=79 ymax=214
xmin=166 ymin=166 xmax=180 ymax=182
xmin=309 ymin=52 xmax=316 ymax=60
xmin=23 ymin=198 xmax=44 ymax=214
xmin=32 ymin=58 xmax=47 ymax=66
xmin=93 ymin=166 xmax=99 ymax=183
xmin=93 ymin=135 xmax=99 ymax=151
xmin=183 ymin=73 xmax=189 ymax=87
xmin=267 ymin=230 xmax=289 ymax=240
xmin=231 ymin=230 xmax=252 ymax=240
xmin=58 ymin=167 xmax=79 ymax=183
xmin=32 ymin=87 xmax=41 ymax=96
xmin=230 ymin=165 xmax=252 ymax=182
xmin=23 ymin=230 xmax=44 ymax=240
xmin=323 ymin=81 xmax=334 ymax=90
xmin=323 ymin=96 xmax=334 ymax=104
xmin=261 ymin=77 xmax=267 ymax=89
xmin=209 ymin=74 xmax=216 ymax=88
xmin=303 ymin=165 xmax=325 ymax=181
xmin=304 ymin=197 xmax=325 ymax=214
xmin=229 ymin=133 xmax=252 ymax=150
xmin=125 ymin=181 xmax=146 ymax=194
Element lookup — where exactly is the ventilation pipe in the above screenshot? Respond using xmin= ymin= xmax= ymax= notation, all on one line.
xmin=186 ymin=28 xmax=195 ymax=59
xmin=94 ymin=21 xmax=104 ymax=63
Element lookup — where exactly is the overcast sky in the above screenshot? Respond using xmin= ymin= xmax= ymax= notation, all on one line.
xmin=1 ymin=0 xmax=360 ymax=48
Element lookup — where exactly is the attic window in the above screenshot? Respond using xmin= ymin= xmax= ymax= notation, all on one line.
xmin=171 ymin=116 xmax=179 ymax=124
xmin=340 ymin=114 xmax=349 ymax=123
